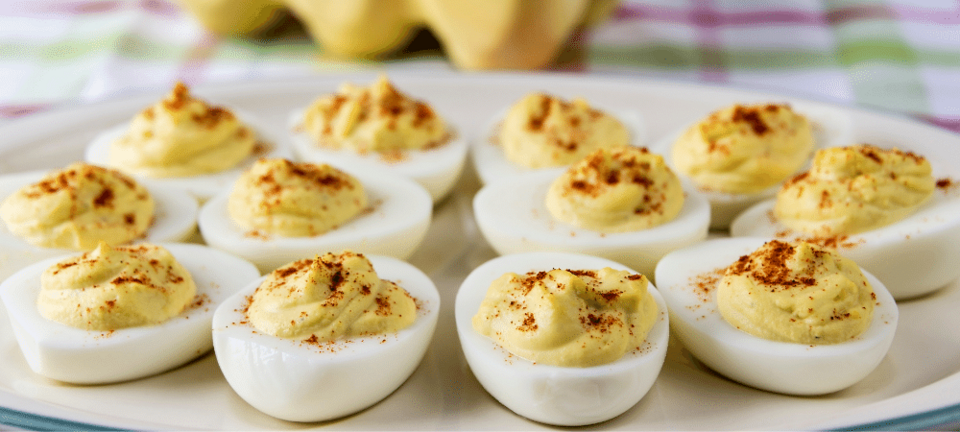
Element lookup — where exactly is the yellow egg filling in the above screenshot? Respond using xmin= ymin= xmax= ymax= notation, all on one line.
xmin=227 ymin=158 xmax=367 ymax=237
xmin=302 ymin=75 xmax=450 ymax=154
xmin=672 ymin=103 xmax=814 ymax=194
xmin=717 ymin=240 xmax=874 ymax=344
xmin=499 ymin=93 xmax=629 ymax=169
xmin=775 ymin=144 xmax=935 ymax=236
xmin=110 ymin=82 xmax=257 ymax=178
xmin=0 ymin=163 xmax=154 ymax=250
xmin=38 ymin=242 xmax=197 ymax=331
xmin=545 ymin=147 xmax=684 ymax=233
xmin=246 ymin=251 xmax=417 ymax=341
xmin=472 ymin=267 xmax=658 ymax=367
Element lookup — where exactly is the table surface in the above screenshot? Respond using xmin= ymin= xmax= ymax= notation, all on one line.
xmin=0 ymin=0 xmax=958 ymax=135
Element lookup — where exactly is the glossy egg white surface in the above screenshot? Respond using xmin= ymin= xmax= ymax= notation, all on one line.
xmin=198 ymin=170 xmax=432 ymax=273
xmin=470 ymin=108 xmax=646 ymax=186
xmin=730 ymin=186 xmax=960 ymax=299
xmin=654 ymin=237 xmax=898 ymax=395
xmin=0 ymin=243 xmax=260 ymax=384
xmin=289 ymin=110 xmax=468 ymax=203
xmin=85 ymin=114 xmax=293 ymax=202
xmin=0 ymin=170 xmax=199 ymax=281
xmin=649 ymin=102 xmax=853 ymax=230
xmin=455 ymin=252 xmax=669 ymax=426
xmin=472 ymin=169 xmax=710 ymax=279
xmin=212 ymin=254 xmax=440 ymax=422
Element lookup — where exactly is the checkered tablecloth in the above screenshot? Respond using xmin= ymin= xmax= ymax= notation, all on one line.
xmin=1 ymin=0 xmax=958 ymax=133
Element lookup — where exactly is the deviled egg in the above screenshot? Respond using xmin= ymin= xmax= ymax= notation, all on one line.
xmin=289 ymin=75 xmax=467 ymax=203
xmin=731 ymin=145 xmax=960 ymax=299
xmin=654 ymin=238 xmax=898 ymax=395
xmin=651 ymin=101 xmax=852 ymax=229
xmin=198 ymin=158 xmax=431 ymax=272
xmin=473 ymin=147 xmax=710 ymax=278
xmin=85 ymin=82 xmax=291 ymax=201
xmin=0 ymin=164 xmax=197 ymax=280
xmin=0 ymin=242 xmax=259 ymax=384
xmin=212 ymin=252 xmax=440 ymax=422
xmin=471 ymin=92 xmax=645 ymax=185
xmin=455 ymin=251 xmax=669 ymax=426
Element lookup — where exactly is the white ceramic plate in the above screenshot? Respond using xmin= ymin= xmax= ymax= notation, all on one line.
xmin=0 ymin=72 xmax=959 ymax=431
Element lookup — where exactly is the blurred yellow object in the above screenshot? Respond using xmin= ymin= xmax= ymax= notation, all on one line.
xmin=177 ymin=0 xmax=620 ymax=70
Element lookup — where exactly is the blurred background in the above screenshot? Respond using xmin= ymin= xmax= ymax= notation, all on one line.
xmin=0 ymin=0 xmax=957 ymax=133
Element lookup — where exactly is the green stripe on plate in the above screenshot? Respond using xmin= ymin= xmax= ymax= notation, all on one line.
xmin=0 ymin=405 xmax=127 ymax=431
xmin=833 ymin=401 xmax=960 ymax=431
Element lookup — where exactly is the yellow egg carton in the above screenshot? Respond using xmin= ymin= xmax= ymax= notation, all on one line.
xmin=177 ymin=0 xmax=620 ymax=69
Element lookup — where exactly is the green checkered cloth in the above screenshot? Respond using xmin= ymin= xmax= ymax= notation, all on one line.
xmin=1 ymin=0 xmax=958 ymax=133
xmin=589 ymin=0 xmax=960 ymax=132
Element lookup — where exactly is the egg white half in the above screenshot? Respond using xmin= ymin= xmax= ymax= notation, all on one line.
xmin=472 ymin=169 xmax=710 ymax=279
xmin=470 ymin=108 xmax=646 ymax=186
xmin=0 ymin=243 xmax=260 ymax=384
xmin=455 ymin=251 xmax=669 ymax=426
xmin=288 ymin=110 xmax=468 ymax=203
xmin=0 ymin=170 xmax=199 ymax=281
xmin=85 ymin=113 xmax=293 ymax=201
xmin=649 ymin=101 xmax=853 ymax=230
xmin=730 ymin=188 xmax=960 ymax=299
xmin=212 ymin=254 xmax=440 ymax=422
xmin=197 ymin=170 xmax=432 ymax=273
xmin=654 ymin=237 xmax=898 ymax=395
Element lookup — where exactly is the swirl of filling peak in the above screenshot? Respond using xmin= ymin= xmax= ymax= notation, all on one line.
xmin=545 ymin=147 xmax=684 ymax=233
xmin=472 ymin=267 xmax=658 ymax=367
xmin=227 ymin=158 xmax=367 ymax=237
xmin=717 ymin=240 xmax=874 ymax=344
xmin=246 ymin=251 xmax=417 ymax=341
xmin=109 ymin=82 xmax=257 ymax=177
xmin=499 ymin=93 xmax=629 ymax=168
xmin=672 ymin=103 xmax=814 ymax=194
xmin=301 ymin=75 xmax=450 ymax=153
xmin=38 ymin=242 xmax=197 ymax=331
xmin=775 ymin=144 xmax=935 ymax=236
xmin=0 ymin=163 xmax=154 ymax=249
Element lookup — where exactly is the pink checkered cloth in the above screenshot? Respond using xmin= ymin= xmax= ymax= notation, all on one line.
xmin=0 ymin=0 xmax=958 ymax=133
